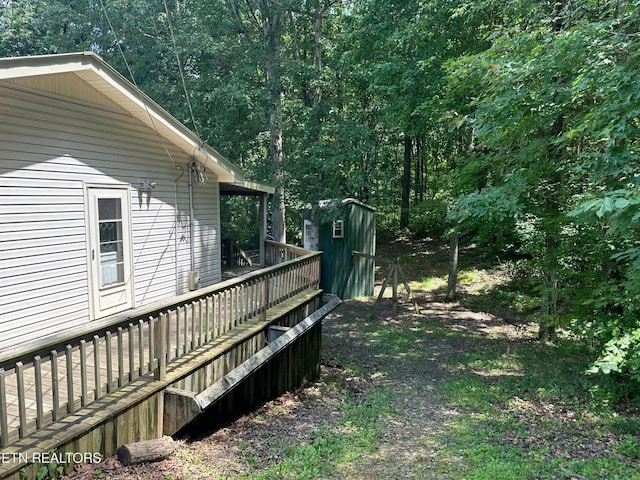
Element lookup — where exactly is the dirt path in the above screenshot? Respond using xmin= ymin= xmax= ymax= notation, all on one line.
xmin=319 ymin=293 xmax=528 ymax=479
xmin=67 ymin=258 xmax=528 ymax=480
xmin=68 ymin=239 xmax=636 ymax=479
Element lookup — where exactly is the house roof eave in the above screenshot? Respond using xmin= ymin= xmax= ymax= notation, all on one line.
xmin=0 ymin=51 xmax=260 ymax=189
xmin=220 ymin=179 xmax=274 ymax=196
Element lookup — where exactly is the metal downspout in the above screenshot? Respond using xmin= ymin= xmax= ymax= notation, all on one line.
xmin=188 ymin=162 xmax=196 ymax=272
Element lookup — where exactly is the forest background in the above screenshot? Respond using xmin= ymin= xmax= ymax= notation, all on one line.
xmin=1 ymin=0 xmax=639 ymax=398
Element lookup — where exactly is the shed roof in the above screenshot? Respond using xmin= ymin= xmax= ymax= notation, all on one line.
xmin=342 ymin=198 xmax=376 ymax=212
xmin=0 ymin=51 xmax=273 ymax=195
xmin=309 ymin=198 xmax=376 ymax=212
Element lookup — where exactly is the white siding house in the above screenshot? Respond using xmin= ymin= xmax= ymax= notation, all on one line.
xmin=0 ymin=52 xmax=272 ymax=353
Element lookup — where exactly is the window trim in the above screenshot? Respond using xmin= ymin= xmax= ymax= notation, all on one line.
xmin=332 ymin=220 xmax=344 ymax=239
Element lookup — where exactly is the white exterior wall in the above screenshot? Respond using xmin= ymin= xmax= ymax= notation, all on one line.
xmin=0 ymin=82 xmax=221 ymax=352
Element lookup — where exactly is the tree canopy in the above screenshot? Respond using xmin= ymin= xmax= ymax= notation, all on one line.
xmin=1 ymin=0 xmax=639 ymax=393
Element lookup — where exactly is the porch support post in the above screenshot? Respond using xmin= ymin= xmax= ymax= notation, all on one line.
xmin=259 ymin=193 xmax=268 ymax=267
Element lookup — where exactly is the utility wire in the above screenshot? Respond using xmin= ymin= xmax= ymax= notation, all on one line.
xmin=163 ymin=0 xmax=201 ymax=140
xmin=98 ymin=0 xmax=179 ymax=166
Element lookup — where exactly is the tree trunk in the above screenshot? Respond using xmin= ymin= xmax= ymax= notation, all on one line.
xmin=225 ymin=0 xmax=287 ymax=243
xmin=445 ymin=233 xmax=459 ymax=302
xmin=400 ymin=136 xmax=412 ymax=229
xmin=414 ymin=138 xmax=419 ymax=203
xmin=538 ymin=275 xmax=558 ymax=342
xmin=537 ymin=111 xmax=564 ymax=341
xmin=536 ymin=0 xmax=570 ymax=341
xmin=264 ymin=2 xmax=286 ymax=244
xmin=538 ymin=231 xmax=559 ymax=342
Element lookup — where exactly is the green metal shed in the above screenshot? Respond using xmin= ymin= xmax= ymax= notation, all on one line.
xmin=303 ymin=198 xmax=376 ymax=299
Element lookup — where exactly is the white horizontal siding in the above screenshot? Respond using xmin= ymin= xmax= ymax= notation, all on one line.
xmin=0 ymin=283 xmax=88 ymax=318
xmin=0 ymin=309 xmax=88 ymax=348
xmin=0 ymin=82 xmax=222 ymax=352
xmin=0 ymin=227 xmax=86 ymax=243
xmin=0 ymin=203 xmax=83 ymax=215
xmin=0 ymin=246 xmax=87 ymax=270
xmin=0 ymin=272 xmax=87 ymax=300
xmin=191 ymin=179 xmax=221 ymax=287
xmin=0 ymin=235 xmax=84 ymax=255
xmin=0 ymin=261 xmax=89 ymax=293
xmin=0 ymin=219 xmax=86 ymax=234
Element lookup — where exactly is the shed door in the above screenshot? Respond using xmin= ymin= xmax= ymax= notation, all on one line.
xmin=303 ymin=219 xmax=319 ymax=251
xmin=87 ymin=187 xmax=134 ymax=319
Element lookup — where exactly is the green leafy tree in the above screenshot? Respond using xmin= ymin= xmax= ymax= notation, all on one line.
xmin=446 ymin=0 xmax=640 ymax=387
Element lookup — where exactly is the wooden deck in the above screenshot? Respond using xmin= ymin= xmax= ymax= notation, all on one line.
xmin=0 ymin=244 xmax=321 ymax=449
xmin=0 ymin=288 xmax=332 ymax=480
xmin=2 ymin=302 xmax=241 ymax=433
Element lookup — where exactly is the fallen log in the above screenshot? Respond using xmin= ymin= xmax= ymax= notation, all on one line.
xmin=117 ymin=436 xmax=176 ymax=466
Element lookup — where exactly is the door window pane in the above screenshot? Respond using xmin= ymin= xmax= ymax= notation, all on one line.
xmin=98 ymin=198 xmax=125 ymax=287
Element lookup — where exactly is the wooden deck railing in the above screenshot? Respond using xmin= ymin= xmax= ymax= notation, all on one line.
xmin=0 ymin=245 xmax=320 ymax=448
xmin=265 ymin=240 xmax=312 ymax=265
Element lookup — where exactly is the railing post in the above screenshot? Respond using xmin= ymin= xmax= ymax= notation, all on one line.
xmin=16 ymin=362 xmax=27 ymax=437
xmin=66 ymin=345 xmax=75 ymax=414
xmin=0 ymin=368 xmax=8 ymax=447
xmin=80 ymin=340 xmax=88 ymax=406
xmin=138 ymin=319 xmax=145 ymax=377
xmin=93 ymin=335 xmax=102 ymax=400
xmin=34 ymin=356 xmax=43 ymax=428
xmin=117 ymin=327 xmax=125 ymax=387
xmin=154 ymin=313 xmax=167 ymax=380
xmin=259 ymin=194 xmax=267 ymax=267
xmin=260 ymin=275 xmax=268 ymax=321
xmin=105 ymin=333 xmax=113 ymax=394
xmin=128 ymin=323 xmax=135 ymax=381
xmin=149 ymin=317 xmax=156 ymax=373
xmin=51 ymin=350 xmax=59 ymax=420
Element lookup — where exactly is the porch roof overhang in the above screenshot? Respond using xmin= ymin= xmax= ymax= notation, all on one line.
xmin=220 ymin=181 xmax=274 ymax=196
xmin=0 ymin=51 xmax=273 ymax=196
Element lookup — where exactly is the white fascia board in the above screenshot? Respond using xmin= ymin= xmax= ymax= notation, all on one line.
xmin=0 ymin=52 xmax=95 ymax=79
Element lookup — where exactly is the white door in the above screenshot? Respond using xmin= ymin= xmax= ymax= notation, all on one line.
xmin=303 ymin=219 xmax=319 ymax=251
xmin=86 ymin=186 xmax=134 ymax=319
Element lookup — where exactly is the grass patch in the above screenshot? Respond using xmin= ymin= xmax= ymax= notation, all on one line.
xmin=433 ymin=337 xmax=640 ymax=479
xmin=409 ymin=276 xmax=444 ymax=292
xmin=235 ymin=388 xmax=398 ymax=480
xmin=460 ymin=273 xmax=540 ymax=316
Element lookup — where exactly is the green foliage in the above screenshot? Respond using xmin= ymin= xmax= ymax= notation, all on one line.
xmin=589 ymin=329 xmax=640 ymax=384
xmin=3 ymin=0 xmax=640 ymax=389
xmin=448 ymin=179 xmax=524 ymax=227
xmin=440 ymin=0 xmax=640 ymax=388
xmin=569 ymin=188 xmax=640 ymax=391
xmin=0 ymin=0 xmax=100 ymax=56
xmin=408 ymin=197 xmax=449 ymax=237
xmin=220 ymin=196 xmax=262 ymax=250
xmin=34 ymin=451 xmax=64 ymax=480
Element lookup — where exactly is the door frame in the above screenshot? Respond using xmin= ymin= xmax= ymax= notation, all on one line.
xmin=84 ymin=183 xmax=135 ymax=320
